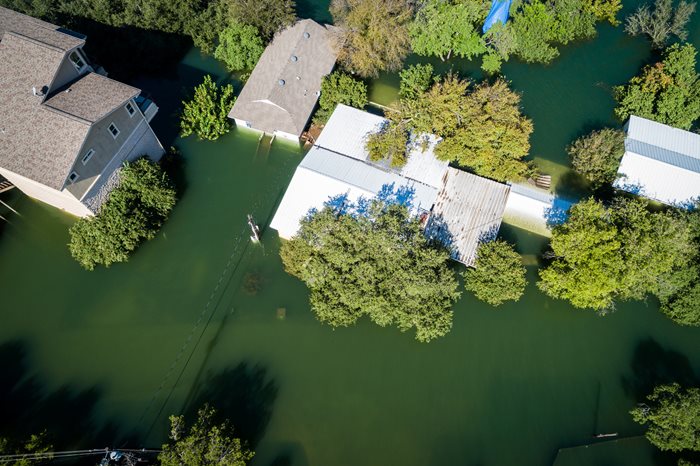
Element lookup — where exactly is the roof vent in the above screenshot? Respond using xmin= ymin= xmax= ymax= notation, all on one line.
xmin=315 ymin=90 xmax=321 ymax=97
xmin=290 ymin=55 xmax=298 ymax=62
xmin=32 ymin=86 xmax=44 ymax=97
xmin=303 ymin=32 xmax=310 ymax=39
xmin=278 ymin=79 xmax=286 ymax=86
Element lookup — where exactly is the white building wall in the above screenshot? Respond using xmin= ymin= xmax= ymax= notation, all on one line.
xmin=270 ymin=167 xmax=374 ymax=239
xmin=615 ymin=151 xmax=700 ymax=206
xmin=0 ymin=167 xmax=92 ymax=217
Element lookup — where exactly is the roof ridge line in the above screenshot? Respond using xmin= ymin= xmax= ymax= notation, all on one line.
xmin=42 ymin=103 xmax=92 ymax=125
xmin=4 ymin=30 xmax=66 ymax=53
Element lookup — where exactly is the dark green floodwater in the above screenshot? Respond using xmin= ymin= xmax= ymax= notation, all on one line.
xmin=1 ymin=2 xmax=700 ymax=465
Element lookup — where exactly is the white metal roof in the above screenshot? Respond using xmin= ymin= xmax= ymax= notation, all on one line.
xmin=270 ymin=146 xmax=439 ymax=239
xmin=616 ymin=116 xmax=700 ymax=206
xmin=315 ymin=104 xmax=449 ymax=189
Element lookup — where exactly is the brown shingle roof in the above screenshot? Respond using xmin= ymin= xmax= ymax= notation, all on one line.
xmin=229 ymin=19 xmax=338 ymax=137
xmin=0 ymin=32 xmax=89 ymax=190
xmin=0 ymin=8 xmax=145 ymax=191
xmin=0 ymin=6 xmax=84 ymax=51
xmin=44 ymin=73 xmax=140 ymax=123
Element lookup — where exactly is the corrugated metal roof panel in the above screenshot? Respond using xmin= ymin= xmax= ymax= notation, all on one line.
xmin=626 ymin=115 xmax=700 ymax=160
xmin=617 ymin=116 xmax=700 ymax=206
xmin=301 ymin=147 xmax=438 ymax=212
xmin=425 ymin=168 xmax=510 ymax=267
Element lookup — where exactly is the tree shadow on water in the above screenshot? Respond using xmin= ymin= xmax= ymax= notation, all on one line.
xmin=621 ymin=337 xmax=698 ymax=402
xmin=0 ymin=340 xmax=125 ymax=449
xmin=185 ymin=362 xmax=278 ymax=448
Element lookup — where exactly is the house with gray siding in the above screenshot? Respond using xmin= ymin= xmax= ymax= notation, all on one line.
xmin=228 ymin=19 xmax=338 ymax=141
xmin=0 ymin=7 xmax=164 ymax=217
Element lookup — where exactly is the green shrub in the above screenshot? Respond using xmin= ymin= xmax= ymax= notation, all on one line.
xmin=313 ymin=71 xmax=368 ymax=124
xmin=214 ymin=22 xmax=265 ymax=72
xmin=69 ymin=158 xmax=177 ymax=270
xmin=464 ymin=240 xmax=527 ymax=306
xmin=180 ymin=75 xmax=235 ymax=141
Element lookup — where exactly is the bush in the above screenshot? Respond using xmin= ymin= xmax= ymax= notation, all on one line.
xmin=68 ymin=158 xmax=177 ymax=270
xmin=464 ymin=240 xmax=527 ymax=306
xmin=567 ymin=128 xmax=625 ymax=188
xmin=313 ymin=71 xmax=368 ymax=124
xmin=180 ymin=75 xmax=236 ymax=141
xmin=214 ymin=22 xmax=265 ymax=72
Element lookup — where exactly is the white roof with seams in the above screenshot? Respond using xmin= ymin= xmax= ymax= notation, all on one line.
xmin=270 ymin=104 xmax=510 ymax=266
xmin=615 ymin=115 xmax=700 ymax=206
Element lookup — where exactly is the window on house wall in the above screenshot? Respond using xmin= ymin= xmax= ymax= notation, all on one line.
xmin=108 ymin=123 xmax=120 ymax=138
xmin=68 ymin=171 xmax=79 ymax=183
xmin=125 ymin=102 xmax=135 ymax=117
xmin=81 ymin=149 xmax=94 ymax=165
xmin=69 ymin=51 xmax=86 ymax=72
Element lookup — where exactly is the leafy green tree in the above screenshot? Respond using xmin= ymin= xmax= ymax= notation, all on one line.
xmin=585 ymin=0 xmax=623 ymax=24
xmin=614 ymin=43 xmax=700 ymax=130
xmin=464 ymin=240 xmax=527 ymax=306
xmin=567 ymin=128 xmax=625 ymax=188
xmin=366 ymin=74 xmax=532 ymax=181
xmin=661 ymin=280 xmax=700 ymax=326
xmin=214 ymin=22 xmax=265 ymax=72
xmin=625 ymin=0 xmax=696 ymax=49
xmin=366 ymin=120 xmax=411 ymax=167
xmin=159 ymin=405 xmax=254 ymax=466
xmin=68 ymin=158 xmax=177 ymax=270
xmin=398 ymin=63 xmax=434 ymax=100
xmin=631 ymin=383 xmax=700 ymax=452
xmin=313 ymin=71 xmax=368 ymax=124
xmin=510 ymin=2 xmax=562 ymax=64
xmin=225 ymin=0 xmax=296 ymax=40
xmin=280 ymin=194 xmax=461 ymax=343
xmin=435 ymin=78 xmax=533 ymax=182
xmin=181 ymin=75 xmax=235 ymax=140
xmin=410 ymin=0 xmax=487 ymax=61
xmin=538 ymin=199 xmax=624 ymax=311
xmin=507 ymin=0 xmax=599 ymax=64
xmin=330 ymin=0 xmax=414 ymax=77
xmin=538 ymin=198 xmax=697 ymax=312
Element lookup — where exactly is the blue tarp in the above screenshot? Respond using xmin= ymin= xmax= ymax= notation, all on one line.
xmin=482 ymin=0 xmax=512 ymax=33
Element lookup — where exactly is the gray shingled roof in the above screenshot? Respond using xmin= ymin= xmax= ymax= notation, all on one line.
xmin=0 ymin=6 xmax=84 ymax=51
xmin=0 ymin=8 xmax=143 ymax=191
xmin=44 ymin=73 xmax=139 ymax=123
xmin=229 ymin=19 xmax=338 ymax=137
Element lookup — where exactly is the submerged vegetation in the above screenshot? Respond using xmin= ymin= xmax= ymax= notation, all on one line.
xmin=625 ymin=0 xmax=696 ymax=48
xmin=367 ymin=70 xmax=533 ymax=182
xmin=464 ymin=240 xmax=527 ymax=306
xmin=631 ymin=383 xmax=700 ymax=452
xmin=567 ymin=128 xmax=625 ymax=188
xmin=538 ymin=198 xmax=700 ymax=321
xmin=313 ymin=71 xmax=368 ymax=124
xmin=181 ymin=75 xmax=236 ymax=141
xmin=213 ymin=22 xmax=265 ymax=72
xmin=614 ymin=43 xmax=700 ymax=130
xmin=280 ymin=189 xmax=460 ymax=343
xmin=69 ymin=158 xmax=177 ymax=271
xmin=160 ymin=406 xmax=254 ymax=466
